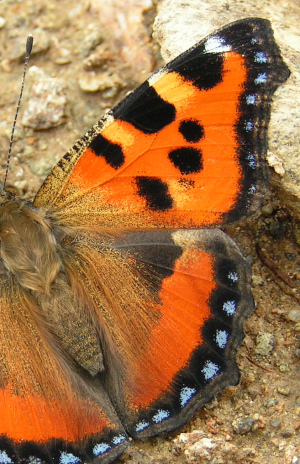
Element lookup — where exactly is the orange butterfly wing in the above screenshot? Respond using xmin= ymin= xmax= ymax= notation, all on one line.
xmin=85 ymin=229 xmax=253 ymax=438
xmin=35 ymin=19 xmax=288 ymax=231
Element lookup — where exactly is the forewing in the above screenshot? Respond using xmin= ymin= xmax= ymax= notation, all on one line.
xmin=34 ymin=18 xmax=289 ymax=230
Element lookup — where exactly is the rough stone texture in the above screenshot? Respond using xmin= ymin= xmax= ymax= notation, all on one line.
xmin=22 ymin=66 xmax=67 ymax=130
xmin=90 ymin=0 xmax=155 ymax=79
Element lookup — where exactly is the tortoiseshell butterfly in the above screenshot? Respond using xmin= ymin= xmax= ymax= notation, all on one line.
xmin=0 ymin=18 xmax=289 ymax=464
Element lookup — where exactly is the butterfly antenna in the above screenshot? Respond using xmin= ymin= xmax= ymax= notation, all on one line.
xmin=3 ymin=35 xmax=33 ymax=191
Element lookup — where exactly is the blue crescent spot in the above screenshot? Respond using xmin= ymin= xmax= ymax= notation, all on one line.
xmin=180 ymin=386 xmax=197 ymax=407
xmin=202 ymin=360 xmax=220 ymax=380
xmin=93 ymin=443 xmax=111 ymax=456
xmin=152 ymin=409 xmax=170 ymax=423
xmin=59 ymin=452 xmax=81 ymax=464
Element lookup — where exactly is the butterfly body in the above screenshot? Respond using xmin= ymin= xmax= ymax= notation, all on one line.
xmin=0 ymin=18 xmax=289 ymax=464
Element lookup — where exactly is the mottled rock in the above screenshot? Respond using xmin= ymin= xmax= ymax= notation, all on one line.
xmin=22 ymin=67 xmax=67 ymax=130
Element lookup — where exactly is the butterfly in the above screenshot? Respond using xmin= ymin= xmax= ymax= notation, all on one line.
xmin=0 ymin=17 xmax=289 ymax=464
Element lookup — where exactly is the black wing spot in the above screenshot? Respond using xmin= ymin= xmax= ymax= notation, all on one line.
xmin=115 ymin=82 xmax=176 ymax=134
xmin=169 ymin=147 xmax=203 ymax=175
xmin=169 ymin=48 xmax=224 ymax=91
xmin=135 ymin=176 xmax=173 ymax=211
xmin=179 ymin=119 xmax=205 ymax=143
xmin=90 ymin=134 xmax=125 ymax=169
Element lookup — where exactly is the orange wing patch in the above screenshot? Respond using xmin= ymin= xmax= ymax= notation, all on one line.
xmin=1 ymin=387 xmax=110 ymax=442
